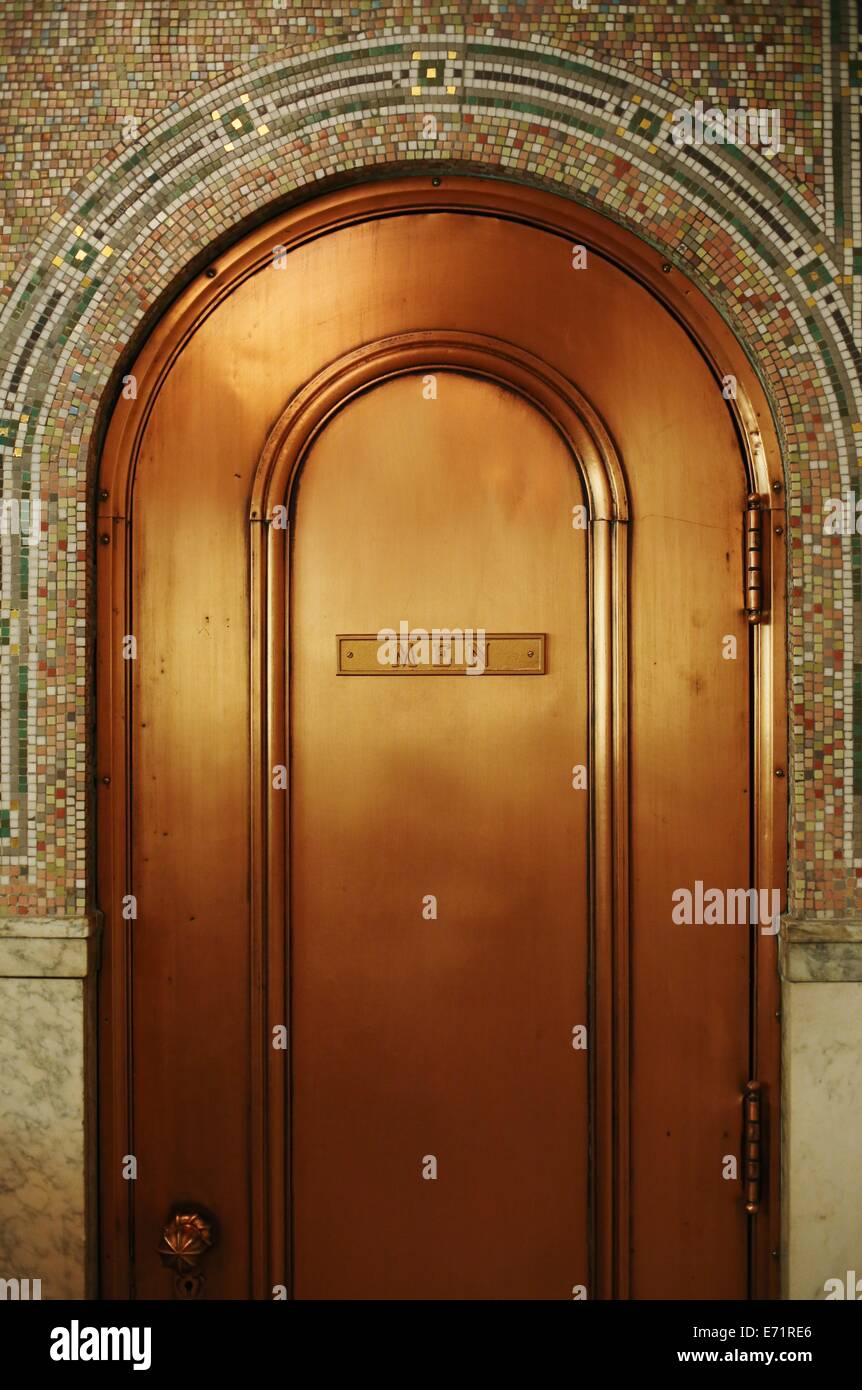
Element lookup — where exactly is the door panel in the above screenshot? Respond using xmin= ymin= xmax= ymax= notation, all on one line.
xmin=130 ymin=411 xmax=252 ymax=1300
xmin=629 ymin=513 xmax=750 ymax=1297
xmin=290 ymin=375 xmax=589 ymax=1298
xmin=99 ymin=184 xmax=769 ymax=1300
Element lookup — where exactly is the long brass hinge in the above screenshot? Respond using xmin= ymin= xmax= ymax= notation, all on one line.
xmin=744 ymin=495 xmax=764 ymax=623
xmin=743 ymin=1080 xmax=762 ymax=1214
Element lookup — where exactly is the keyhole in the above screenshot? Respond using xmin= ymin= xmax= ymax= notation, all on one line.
xmin=175 ymin=1272 xmax=203 ymax=1298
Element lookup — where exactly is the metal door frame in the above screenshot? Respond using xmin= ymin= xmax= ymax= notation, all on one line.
xmin=96 ymin=176 xmax=786 ymax=1299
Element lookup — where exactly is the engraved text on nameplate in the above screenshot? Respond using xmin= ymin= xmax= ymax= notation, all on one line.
xmin=336 ymin=633 xmax=546 ymax=675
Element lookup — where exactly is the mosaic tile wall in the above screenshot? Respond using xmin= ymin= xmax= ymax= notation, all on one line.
xmin=0 ymin=1 xmax=859 ymax=919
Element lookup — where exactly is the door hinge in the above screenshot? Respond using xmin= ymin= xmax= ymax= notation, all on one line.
xmin=744 ymin=495 xmax=764 ymax=624
xmin=743 ymin=1080 xmax=762 ymax=1214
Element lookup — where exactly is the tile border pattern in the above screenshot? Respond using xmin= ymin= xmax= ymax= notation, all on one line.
xmin=0 ymin=5 xmax=860 ymax=921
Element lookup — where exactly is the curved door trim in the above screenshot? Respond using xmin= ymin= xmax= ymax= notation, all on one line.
xmin=252 ymin=332 xmax=628 ymax=523
xmin=97 ymin=177 xmax=782 ymax=511
xmin=252 ymin=334 xmax=629 ymax=1297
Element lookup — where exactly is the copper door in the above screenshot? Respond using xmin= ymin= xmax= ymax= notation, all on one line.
xmin=98 ymin=180 xmax=781 ymax=1300
xmin=290 ymin=374 xmax=589 ymax=1298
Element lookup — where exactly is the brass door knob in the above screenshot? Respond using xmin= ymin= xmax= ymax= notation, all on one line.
xmin=159 ymin=1210 xmax=214 ymax=1298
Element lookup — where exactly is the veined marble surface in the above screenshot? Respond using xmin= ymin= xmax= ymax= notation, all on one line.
xmin=782 ymin=917 xmax=862 ymax=981
xmin=0 ymin=978 xmax=87 ymax=1299
xmin=0 ymin=916 xmax=92 ymax=939
xmin=783 ymin=941 xmax=862 ymax=982
xmin=783 ymin=980 xmax=862 ymax=1299
xmin=0 ymin=938 xmax=88 ymax=978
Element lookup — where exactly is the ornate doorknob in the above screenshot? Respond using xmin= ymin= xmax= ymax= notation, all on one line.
xmin=159 ymin=1210 xmax=215 ymax=1298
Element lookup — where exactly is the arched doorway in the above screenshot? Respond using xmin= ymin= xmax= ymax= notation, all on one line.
xmin=97 ymin=177 xmax=785 ymax=1300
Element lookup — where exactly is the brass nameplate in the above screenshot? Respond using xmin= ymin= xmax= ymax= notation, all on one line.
xmin=336 ymin=633 xmax=546 ymax=675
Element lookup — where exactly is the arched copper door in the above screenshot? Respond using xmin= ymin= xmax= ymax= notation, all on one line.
xmin=290 ymin=372 xmax=591 ymax=1298
xmin=97 ymin=178 xmax=784 ymax=1300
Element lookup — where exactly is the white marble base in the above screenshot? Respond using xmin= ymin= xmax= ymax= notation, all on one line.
xmin=0 ymin=978 xmax=88 ymax=1299
xmin=783 ymin=980 xmax=862 ymax=1299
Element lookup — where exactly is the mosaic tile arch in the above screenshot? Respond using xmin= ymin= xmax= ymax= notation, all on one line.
xmin=0 ymin=5 xmax=860 ymax=919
